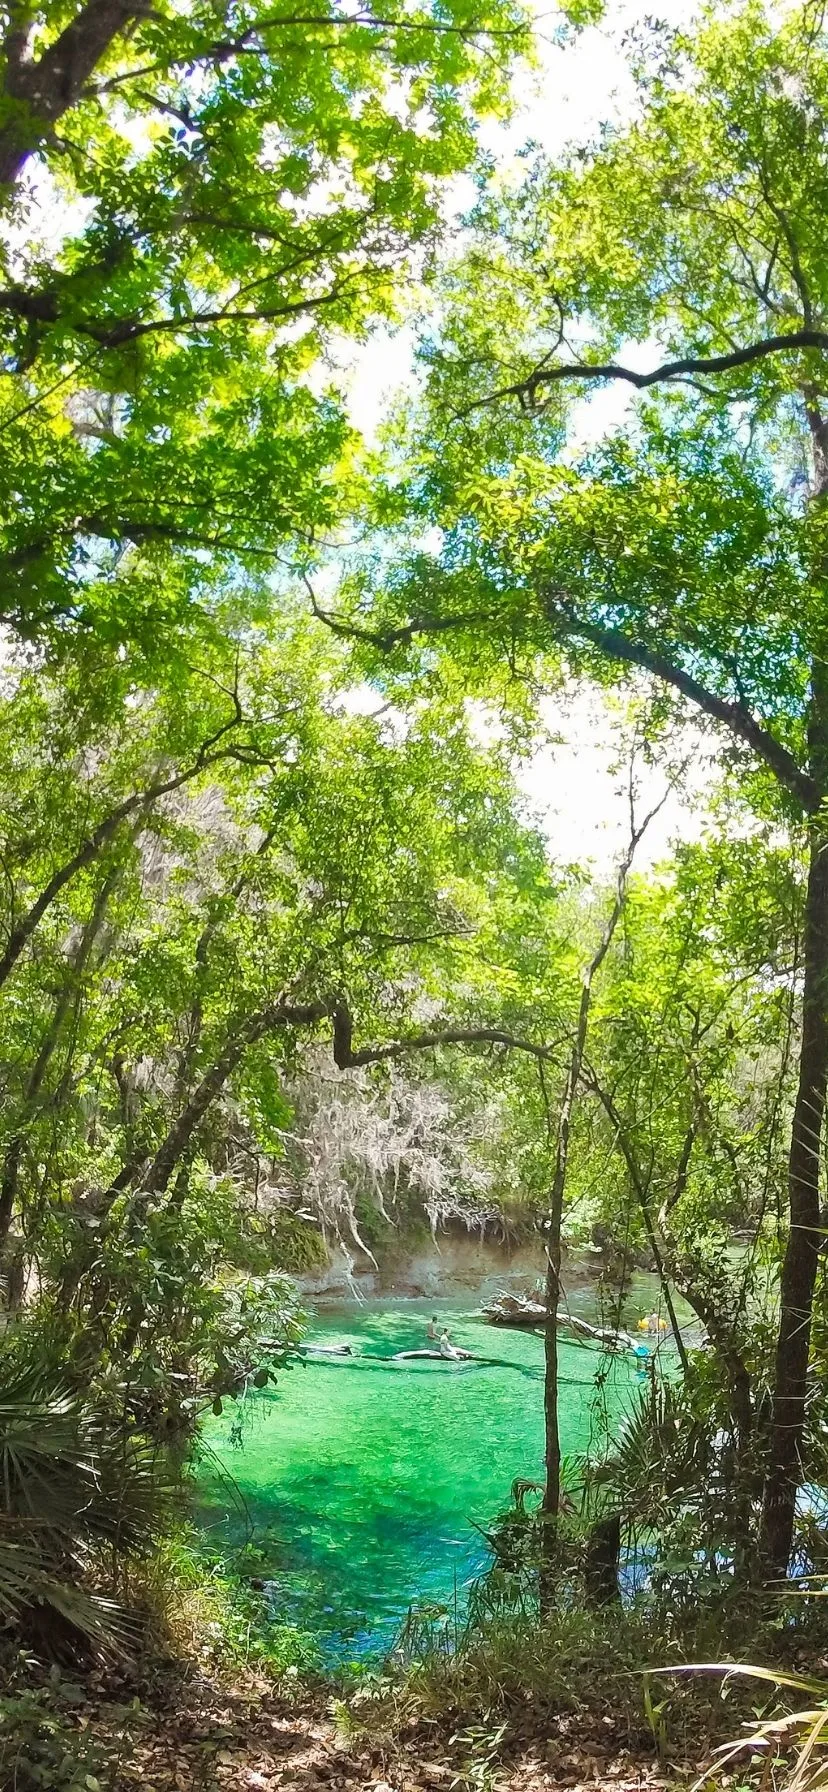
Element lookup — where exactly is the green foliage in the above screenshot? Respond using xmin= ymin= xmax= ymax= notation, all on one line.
xmin=0 ymin=564 xmax=560 ymax=1649
xmin=678 ymin=1661 xmax=828 ymax=1792
xmin=318 ymin=0 xmax=828 ymax=1586
xmin=0 ymin=0 xmax=528 ymax=656
xmin=164 ymin=1531 xmax=324 ymax=1678
xmin=262 ymin=1212 xmax=327 ymax=1275
xmin=0 ymin=18 xmax=547 ymax=1650
xmin=0 ymin=1680 xmax=112 ymax=1792
xmin=586 ymin=1374 xmax=757 ymax=1610
xmin=0 ymin=1354 xmax=172 ymax=1654
xmin=346 ymin=0 xmax=828 ymax=798
xmin=3 ymin=0 xmax=828 ymax=1681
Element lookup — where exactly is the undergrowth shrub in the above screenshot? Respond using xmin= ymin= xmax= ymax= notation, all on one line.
xmin=152 ymin=1530 xmax=324 ymax=1680
xmin=0 ymin=1363 xmax=172 ymax=1658
xmin=0 ymin=1672 xmax=137 ymax=1792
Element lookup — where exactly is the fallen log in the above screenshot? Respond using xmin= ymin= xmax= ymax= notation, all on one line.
xmin=482 ymin=1292 xmax=636 ymax=1352
xmin=303 ymin=1345 xmax=477 ymax=1366
xmin=482 ymin=1293 xmax=546 ymax=1328
xmin=559 ymin=1312 xmax=637 ymax=1351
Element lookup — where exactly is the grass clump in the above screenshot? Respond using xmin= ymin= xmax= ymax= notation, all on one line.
xmin=148 ymin=1530 xmax=325 ymax=1683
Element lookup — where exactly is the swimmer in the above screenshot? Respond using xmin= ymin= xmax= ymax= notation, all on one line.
xmin=427 ymin=1315 xmax=439 ymax=1341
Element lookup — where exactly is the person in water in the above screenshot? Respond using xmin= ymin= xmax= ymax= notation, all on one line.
xmin=439 ymin=1328 xmax=462 ymax=1360
xmin=427 ymin=1315 xmax=439 ymax=1341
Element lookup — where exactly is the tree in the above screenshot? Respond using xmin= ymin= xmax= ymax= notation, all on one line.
xmin=584 ymin=826 xmax=803 ymax=1487
xmin=536 ymin=751 xmax=684 ymax=1562
xmin=325 ymin=0 xmax=828 ymax=1576
xmin=0 ymin=0 xmax=529 ymax=652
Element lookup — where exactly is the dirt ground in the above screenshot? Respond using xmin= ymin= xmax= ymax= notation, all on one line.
xmin=49 ymin=1668 xmax=696 ymax=1792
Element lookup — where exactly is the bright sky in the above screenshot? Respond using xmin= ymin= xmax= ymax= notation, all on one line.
xmin=519 ymin=690 xmax=716 ymax=873
xmin=345 ymin=0 xmax=700 ymax=440
xmin=512 ymin=0 xmax=715 ymax=869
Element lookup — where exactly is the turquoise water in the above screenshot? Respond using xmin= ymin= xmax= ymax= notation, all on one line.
xmin=198 ymin=1297 xmax=647 ymax=1658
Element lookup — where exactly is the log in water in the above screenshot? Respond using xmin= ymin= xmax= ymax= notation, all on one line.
xmin=482 ymin=1290 xmax=636 ymax=1351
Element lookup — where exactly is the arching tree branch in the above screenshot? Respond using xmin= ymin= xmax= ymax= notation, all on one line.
xmin=465 ymin=327 xmax=828 ymax=413
xmin=546 ymin=598 xmax=819 ymax=813
xmin=0 ymin=700 xmax=256 ymax=992
xmin=140 ymin=999 xmax=567 ymax=1198
xmin=331 ymin=1004 xmax=564 ymax=1070
xmin=0 ymin=277 xmax=351 ymax=348
xmin=310 ymin=586 xmax=818 ymax=813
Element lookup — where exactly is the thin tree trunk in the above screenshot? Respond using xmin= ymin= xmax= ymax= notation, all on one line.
xmin=583 ymin=1066 xmax=690 ymax=1375
xmin=675 ymin=1275 xmax=752 ymax=1448
xmin=539 ymin=777 xmax=671 ymax=1596
xmin=0 ymin=860 xmax=120 ymax=1255
xmin=541 ymin=1052 xmax=576 ymax=1545
xmin=0 ymin=717 xmax=244 ymax=994
xmin=141 ymin=997 xmax=330 ymax=1196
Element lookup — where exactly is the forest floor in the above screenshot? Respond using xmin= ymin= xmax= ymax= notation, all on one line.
xmin=29 ymin=1659 xmax=717 ymax=1792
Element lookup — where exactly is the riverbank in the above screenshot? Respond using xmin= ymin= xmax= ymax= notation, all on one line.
xmin=295 ymin=1234 xmax=607 ymax=1303
xmin=25 ymin=1662 xmax=672 ymax=1792
xmin=16 ymin=1600 xmax=823 ymax=1792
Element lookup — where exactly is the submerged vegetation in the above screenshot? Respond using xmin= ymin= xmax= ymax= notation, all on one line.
xmin=5 ymin=0 xmax=828 ymax=1780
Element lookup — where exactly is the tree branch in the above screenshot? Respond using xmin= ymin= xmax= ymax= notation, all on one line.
xmin=310 ymin=584 xmax=818 ymax=812
xmin=547 ymin=597 xmax=818 ymax=813
xmin=465 ymin=328 xmax=828 ymax=413
xmin=0 ymin=277 xmax=349 ymax=348
xmin=0 ymin=857 xmax=121 ymax=1251
xmin=0 ymin=702 xmax=250 ymax=992
xmin=143 ymin=998 xmax=329 ymax=1195
xmin=330 ymin=1004 xmax=564 ymax=1069
xmin=579 ymin=1060 xmax=690 ymax=1374
xmin=128 ymin=987 xmax=569 ymax=1205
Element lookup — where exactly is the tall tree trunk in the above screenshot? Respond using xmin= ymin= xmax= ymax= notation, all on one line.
xmin=760 ymin=812 xmax=828 ymax=1572
xmin=760 ymin=406 xmax=828 ymax=1576
xmin=0 ymin=0 xmax=145 ymax=188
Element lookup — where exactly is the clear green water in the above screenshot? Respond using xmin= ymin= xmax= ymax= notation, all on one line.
xmin=199 ymin=1296 xmax=648 ymax=1660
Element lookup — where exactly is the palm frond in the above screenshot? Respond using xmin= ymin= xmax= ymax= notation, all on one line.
xmin=0 ymin=1365 xmax=170 ymax=1654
